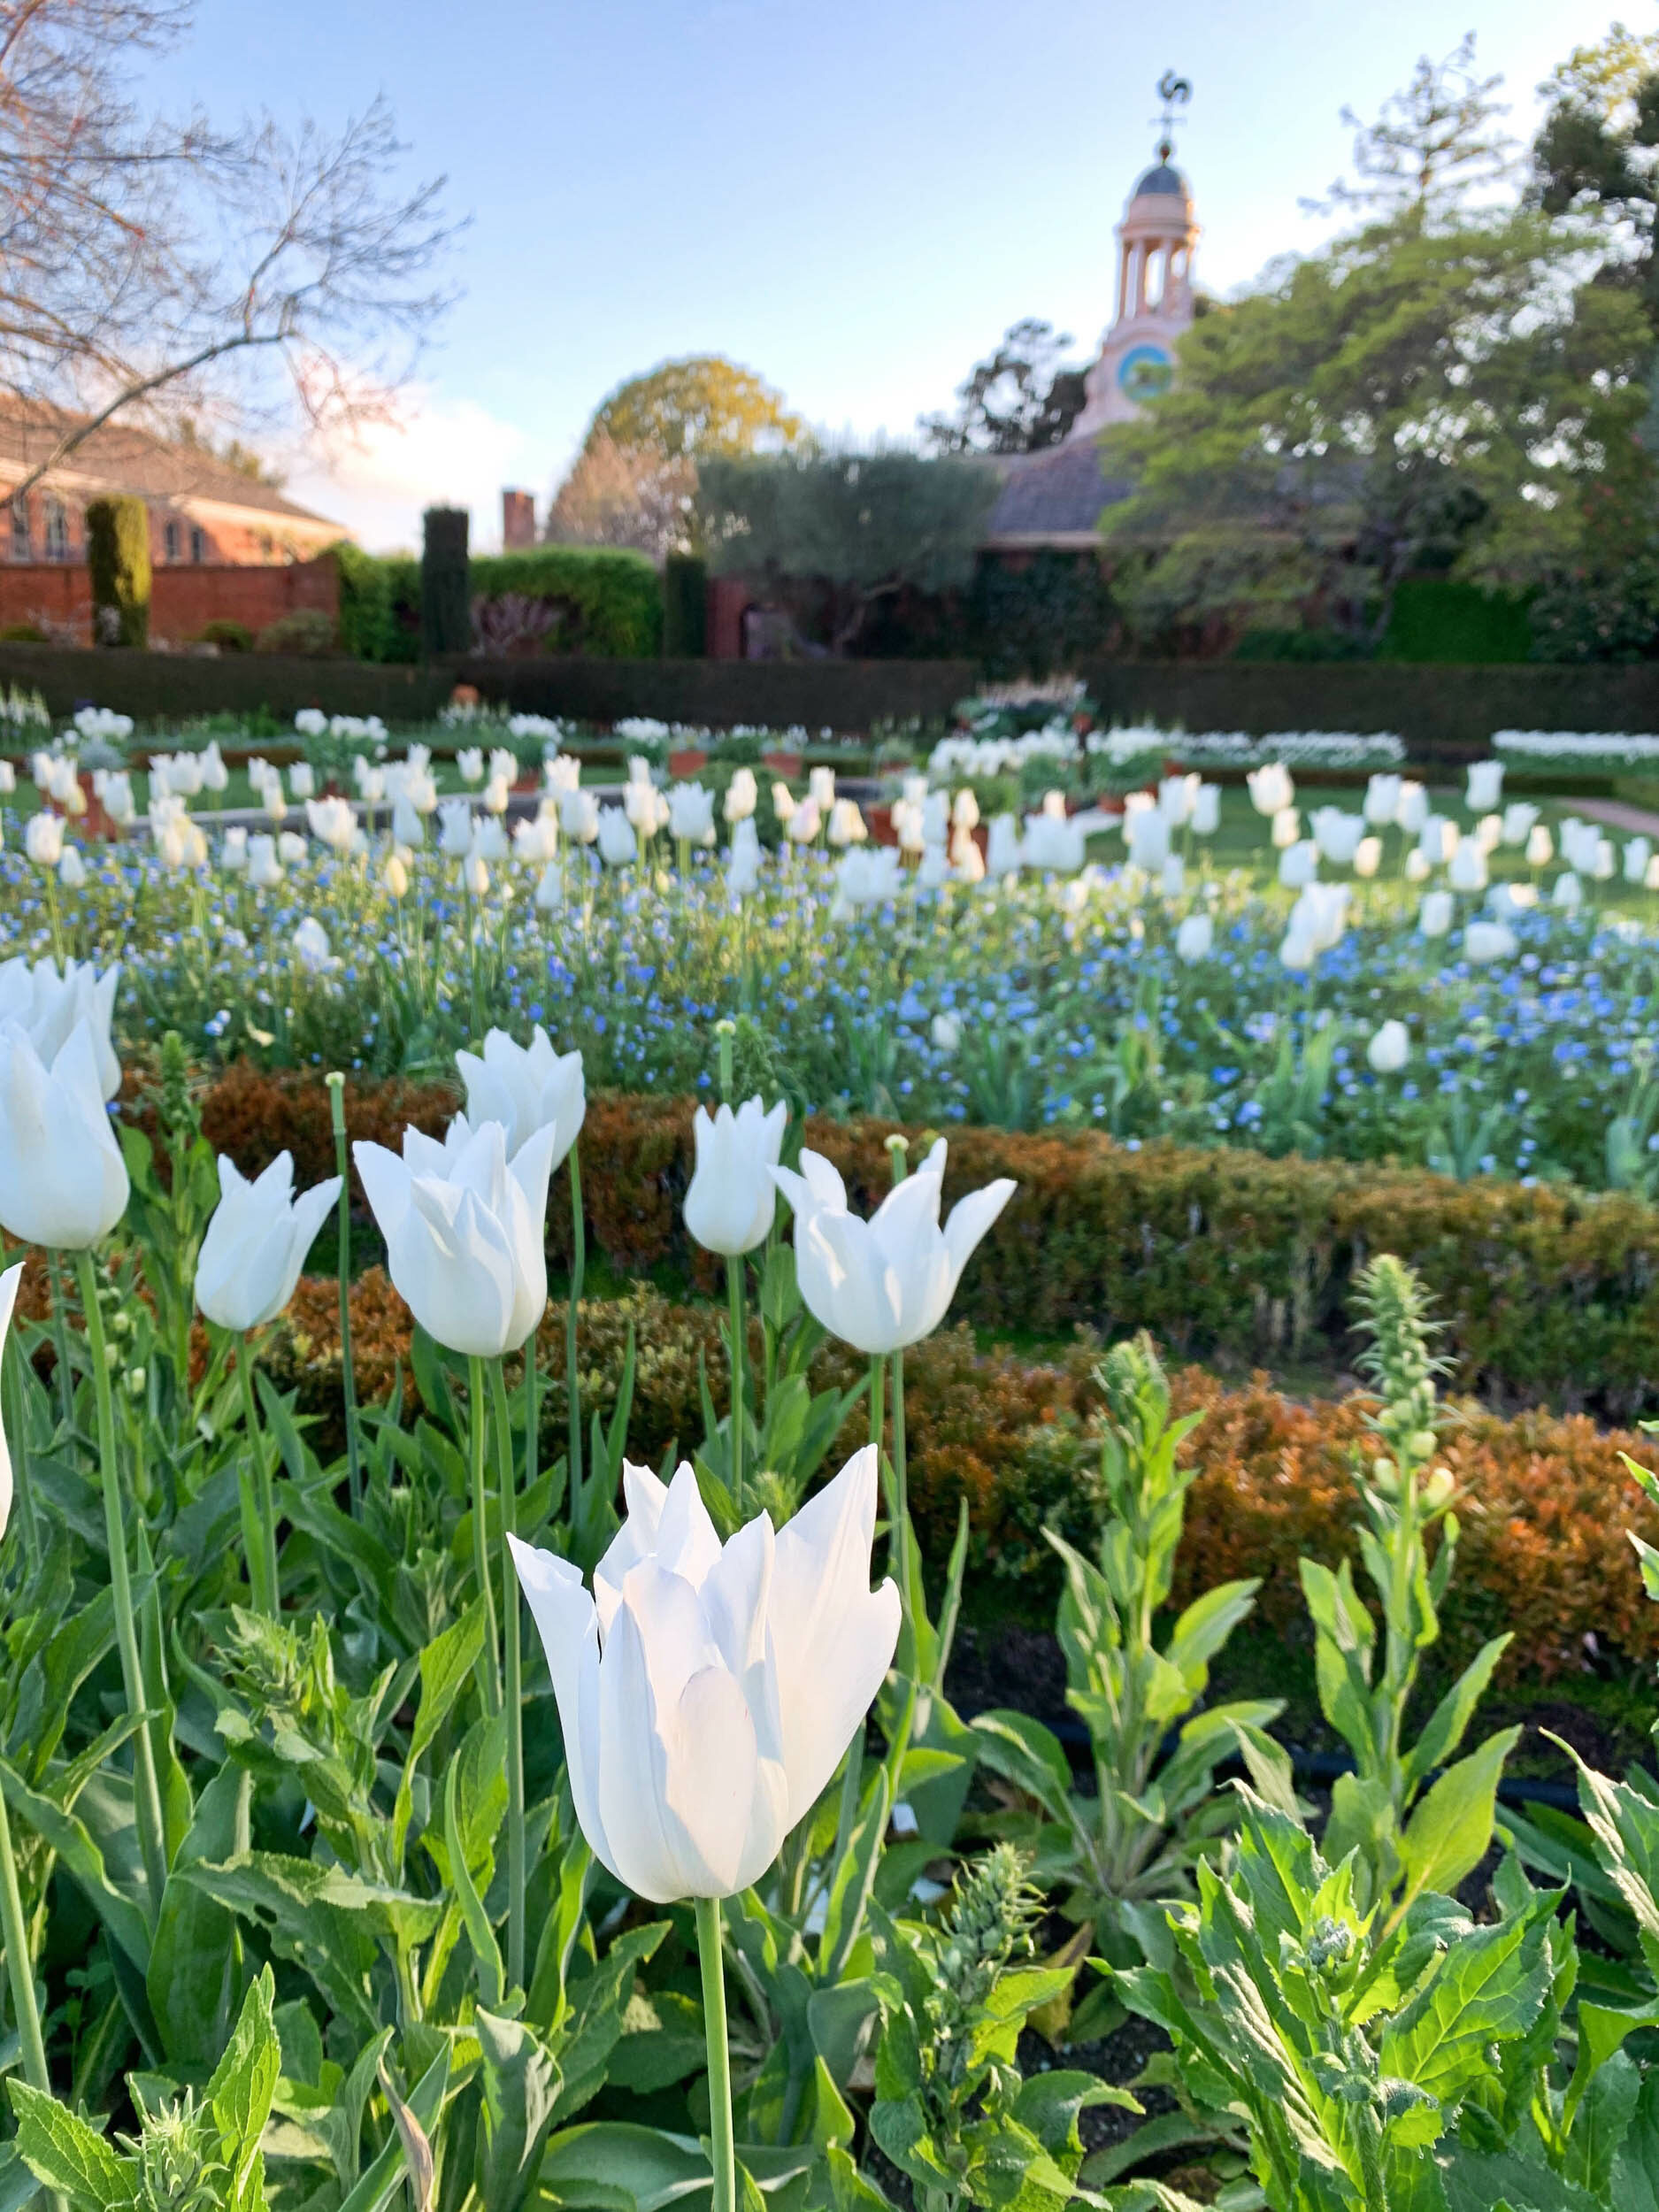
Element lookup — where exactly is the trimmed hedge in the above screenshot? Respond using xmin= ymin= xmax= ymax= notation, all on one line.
xmin=257 ymin=1273 xmax=1659 ymax=1682
xmin=180 ymin=1064 xmax=1659 ymax=1416
xmin=86 ymin=496 xmax=150 ymax=649
xmin=469 ymin=547 xmax=662 ymax=659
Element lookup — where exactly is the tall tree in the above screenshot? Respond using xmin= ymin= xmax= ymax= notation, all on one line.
xmin=543 ymin=428 xmax=695 ymax=559
xmin=585 ymin=357 xmax=803 ymax=464
xmin=1098 ymin=213 xmax=1654 ymax=649
xmin=698 ymin=449 xmax=998 ymax=653
xmin=1307 ymin=32 xmax=1515 ymax=222
xmin=1532 ymin=23 xmax=1659 ymax=322
xmin=0 ymin=2 xmax=455 ymax=511
xmin=919 ymin=319 xmax=1086 ymax=455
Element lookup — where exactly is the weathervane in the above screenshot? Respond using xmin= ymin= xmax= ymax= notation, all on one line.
xmin=1153 ymin=70 xmax=1192 ymax=162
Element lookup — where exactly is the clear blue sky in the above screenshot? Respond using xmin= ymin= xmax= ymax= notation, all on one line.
xmin=151 ymin=0 xmax=1637 ymax=549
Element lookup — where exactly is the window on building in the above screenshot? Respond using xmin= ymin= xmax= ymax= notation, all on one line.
xmin=10 ymin=498 xmax=30 ymax=561
xmin=164 ymin=519 xmax=180 ymax=563
xmin=189 ymin=524 xmax=206 ymax=564
xmin=43 ymin=498 xmax=69 ymax=561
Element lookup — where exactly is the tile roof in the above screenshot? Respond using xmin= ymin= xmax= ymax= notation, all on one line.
xmin=985 ymin=438 xmax=1133 ymax=543
xmin=0 ymin=401 xmax=340 ymax=529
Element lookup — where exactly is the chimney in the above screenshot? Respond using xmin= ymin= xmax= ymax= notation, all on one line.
xmin=502 ymin=488 xmax=535 ymax=549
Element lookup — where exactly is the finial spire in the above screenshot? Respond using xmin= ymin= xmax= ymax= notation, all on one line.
xmin=1153 ymin=70 xmax=1192 ymax=162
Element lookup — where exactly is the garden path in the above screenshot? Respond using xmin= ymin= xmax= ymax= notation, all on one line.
xmin=1568 ymin=796 xmax=1659 ymax=837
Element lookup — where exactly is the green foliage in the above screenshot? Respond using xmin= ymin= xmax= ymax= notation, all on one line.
xmin=662 ymin=552 xmax=707 ymax=656
xmin=1302 ymin=1256 xmax=1515 ymax=1909
xmin=333 ymin=539 xmax=397 ymax=664
xmin=86 ymin=495 xmax=150 ymax=649
xmin=1100 ymin=211 xmax=1655 ymax=651
xmin=253 ymin=609 xmax=334 ymax=656
xmin=699 ymin=449 xmax=1000 ymax=652
xmin=588 ymin=354 xmax=804 ymax=461
xmin=1110 ymin=1794 xmax=1659 ymax=2212
xmin=196 ymin=618 xmax=253 ymax=653
xmin=920 ymin=318 xmax=1087 ymax=457
xmin=973 ymin=1335 xmax=1286 ymax=1972
xmin=469 ymin=546 xmax=662 ymax=657
xmin=420 ymin=504 xmax=472 ymax=656
xmin=866 ymin=1847 xmax=1135 ymax=2211
xmin=972 ymin=550 xmax=1115 ymax=680
xmin=1378 ymin=576 xmax=1533 ymax=664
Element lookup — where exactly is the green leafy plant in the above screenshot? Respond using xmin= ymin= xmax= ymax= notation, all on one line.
xmin=1301 ymin=1256 xmax=1517 ymax=1913
xmin=1108 ymin=1793 xmax=1659 ymax=2212
xmin=972 ymin=1335 xmax=1286 ymax=1999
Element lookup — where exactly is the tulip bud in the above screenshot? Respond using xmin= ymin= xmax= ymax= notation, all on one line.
xmin=196 ymin=1153 xmax=343 ymax=1332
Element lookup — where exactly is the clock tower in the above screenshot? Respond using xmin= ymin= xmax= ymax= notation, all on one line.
xmin=1069 ymin=81 xmax=1199 ymax=439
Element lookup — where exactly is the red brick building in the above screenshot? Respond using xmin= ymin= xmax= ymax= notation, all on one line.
xmin=0 ymin=402 xmax=347 ymax=644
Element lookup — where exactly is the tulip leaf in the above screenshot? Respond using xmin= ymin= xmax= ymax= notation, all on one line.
xmin=0 ymin=1750 xmax=152 ymax=1973
xmin=443 ymin=1754 xmax=503 ymax=2008
xmin=335 ymin=2042 xmax=450 ymax=2212
xmin=393 ymin=1600 xmax=486 ymax=1874
xmin=820 ymin=1765 xmax=888 ymax=1985
xmin=148 ymin=1760 xmax=253 ymax=2068
xmin=474 ymin=2006 xmax=561 ymax=2212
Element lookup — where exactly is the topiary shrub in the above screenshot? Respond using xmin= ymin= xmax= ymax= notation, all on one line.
xmin=85 ymin=495 xmax=151 ymax=648
xmin=254 ymin=609 xmax=335 ymax=656
xmin=333 ymin=540 xmax=395 ymax=663
xmin=420 ymin=506 xmax=471 ymax=656
xmin=197 ymin=618 xmax=253 ymax=653
xmin=662 ymin=554 xmax=707 ymax=656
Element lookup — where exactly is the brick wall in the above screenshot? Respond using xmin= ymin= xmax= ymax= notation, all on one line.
xmin=0 ymin=555 xmax=338 ymax=645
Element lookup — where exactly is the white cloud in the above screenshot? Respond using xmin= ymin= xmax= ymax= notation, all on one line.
xmin=279 ymin=391 xmax=543 ymax=555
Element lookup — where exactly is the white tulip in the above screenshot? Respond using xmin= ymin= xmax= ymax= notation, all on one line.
xmin=1363 ymin=774 xmax=1402 ymax=828
xmin=561 ymin=787 xmax=600 ymax=844
xmin=511 ymin=1448 xmax=900 ymax=1901
xmin=220 ymin=826 xmax=248 ymax=873
xmin=1465 ymin=760 xmax=1503 ymax=813
xmin=535 ymin=858 xmax=565 ymax=910
xmin=787 ymin=796 xmax=822 ymax=846
xmin=0 ymin=1021 xmax=128 ymax=1248
xmin=723 ymin=768 xmax=757 ymax=824
xmin=596 ymin=807 xmax=637 ymax=866
xmin=288 ymin=763 xmax=316 ymax=801
xmin=809 ymin=765 xmax=836 ymax=812
xmin=58 ymin=847 xmax=87 ymax=889
xmin=1353 ymin=836 xmax=1382 ymax=879
xmin=24 ymin=813 xmax=63 ymax=867
xmin=1247 ymin=764 xmax=1294 ymax=816
xmin=1311 ymin=808 xmax=1365 ymax=866
xmin=669 ymin=782 xmax=717 ymax=847
xmin=1270 ymin=806 xmax=1300 ymax=851
xmin=384 ymin=853 xmax=410 ymax=899
xmin=545 ymin=754 xmax=582 ymax=797
xmin=306 ymin=796 xmax=357 ymax=854
xmin=1127 ymin=810 xmax=1171 ymax=872
xmin=456 ymin=1025 xmax=585 ymax=1169
xmin=1502 ymin=803 xmax=1540 ymax=848
xmin=465 ymin=852 xmax=489 ymax=899
xmin=1160 ymin=854 xmax=1185 ymax=897
xmin=1278 ymin=841 xmax=1318 ymax=889
xmin=1418 ymin=816 xmax=1457 ymax=867
xmin=392 ymin=795 xmax=426 ymax=849
xmin=1553 ymin=871 xmax=1583 ymax=910
xmin=1418 ymin=890 xmax=1454 ymax=938
xmin=261 ymin=780 xmax=288 ymax=823
xmin=1594 ymin=838 xmax=1617 ymax=883
xmin=1463 ymin=919 xmax=1516 ymax=964
xmin=985 ymin=815 xmax=1022 ymax=878
xmin=1367 ymin=1019 xmax=1409 ymax=1074
xmin=247 ymin=834 xmax=283 ymax=889
xmin=1176 ymin=913 xmax=1213 ymax=962
xmin=1191 ymin=782 xmax=1221 ymax=835
xmin=0 ymin=956 xmax=120 ymax=1099
xmin=200 ymin=742 xmax=229 ymax=795
xmin=276 ymin=831 xmax=307 ymax=868
xmin=1626 ymin=836 xmax=1654 ymax=886
xmin=685 ymin=1097 xmax=788 ymax=1256
xmin=1404 ymin=849 xmax=1431 ymax=884
xmin=1394 ymin=780 xmax=1429 ymax=833
xmin=472 ymin=816 xmax=510 ymax=864
xmin=355 ymin=1117 xmax=557 ymax=1357
xmin=195 ymin=1153 xmax=342 ymax=1332
xmin=482 ymin=772 xmax=511 ymax=817
xmin=952 ymin=787 xmax=980 ymax=831
xmin=1525 ymin=825 xmax=1554 ymax=869
xmin=457 ymin=747 xmax=484 ymax=785
xmin=931 ymin=1011 xmax=961 ymax=1053
xmin=293 ymin=918 xmax=335 ymax=972
xmin=1447 ymin=841 xmax=1487 ymax=893
xmin=1159 ymin=773 xmax=1198 ymax=827
xmin=771 ymin=1139 xmax=1015 ymax=1356
xmin=439 ymin=799 xmax=474 ymax=858
xmin=828 ymin=798 xmax=867 ymax=848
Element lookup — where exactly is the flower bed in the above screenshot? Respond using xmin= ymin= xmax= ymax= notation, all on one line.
xmin=190 ymin=1065 xmax=1659 ymax=1413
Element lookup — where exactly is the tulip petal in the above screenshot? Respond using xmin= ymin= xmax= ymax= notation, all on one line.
xmin=508 ymin=1535 xmax=617 ymax=1883
xmin=652 ymin=1462 xmax=723 ymax=1591
xmin=770 ymin=1447 xmax=902 ymax=1823
xmin=0 ymin=1259 xmax=20 ymax=1537
xmin=941 ymin=1178 xmax=1018 ymax=1285
xmin=597 ymin=1566 xmax=717 ymax=1901
xmin=595 ymin=1461 xmax=669 ymax=1637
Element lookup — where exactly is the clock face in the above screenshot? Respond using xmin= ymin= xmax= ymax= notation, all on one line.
xmin=1118 ymin=344 xmax=1174 ymax=402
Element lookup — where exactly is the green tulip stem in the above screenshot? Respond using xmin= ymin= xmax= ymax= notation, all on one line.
xmin=326 ymin=1074 xmax=363 ymax=1515
xmin=695 ymin=1896 xmax=737 ymax=2212
xmin=73 ymin=1248 xmax=168 ymax=1912
xmin=468 ymin=1356 xmax=502 ymax=1717
xmin=489 ymin=1358 xmax=526 ymax=1993
xmin=2 ymin=1303 xmax=38 ymax=1572
xmin=0 ymin=1778 xmax=48 ymax=2097
xmin=726 ymin=1255 xmax=745 ymax=1520
xmin=47 ymin=1250 xmax=74 ymax=1435
xmin=566 ymin=1148 xmax=585 ymax=1517
xmin=238 ymin=1347 xmax=279 ymax=1614
xmin=892 ymin=1345 xmax=910 ymax=1652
